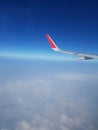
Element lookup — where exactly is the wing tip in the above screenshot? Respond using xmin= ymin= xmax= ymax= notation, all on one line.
xmin=46 ymin=34 xmax=49 ymax=37
xmin=46 ymin=34 xmax=57 ymax=49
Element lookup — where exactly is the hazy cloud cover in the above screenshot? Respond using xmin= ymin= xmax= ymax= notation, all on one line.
xmin=56 ymin=72 xmax=98 ymax=81
xmin=0 ymin=58 xmax=98 ymax=130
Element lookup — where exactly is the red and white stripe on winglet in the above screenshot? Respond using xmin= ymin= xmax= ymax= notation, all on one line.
xmin=46 ymin=34 xmax=57 ymax=49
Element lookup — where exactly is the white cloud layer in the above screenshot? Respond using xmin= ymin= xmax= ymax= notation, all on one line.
xmin=56 ymin=72 xmax=98 ymax=81
xmin=0 ymin=73 xmax=97 ymax=130
xmin=0 ymin=59 xmax=98 ymax=130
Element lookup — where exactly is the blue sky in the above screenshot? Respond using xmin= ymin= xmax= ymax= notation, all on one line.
xmin=0 ymin=0 xmax=97 ymax=59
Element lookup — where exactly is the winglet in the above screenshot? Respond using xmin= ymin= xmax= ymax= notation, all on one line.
xmin=46 ymin=34 xmax=60 ymax=52
xmin=46 ymin=34 xmax=57 ymax=48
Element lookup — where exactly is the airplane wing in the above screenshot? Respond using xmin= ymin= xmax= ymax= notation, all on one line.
xmin=46 ymin=34 xmax=98 ymax=60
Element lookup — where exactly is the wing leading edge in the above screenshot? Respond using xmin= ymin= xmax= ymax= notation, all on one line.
xmin=46 ymin=34 xmax=98 ymax=60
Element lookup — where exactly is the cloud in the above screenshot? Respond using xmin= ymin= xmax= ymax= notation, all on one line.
xmin=0 ymin=72 xmax=97 ymax=130
xmin=16 ymin=120 xmax=36 ymax=130
xmin=0 ymin=129 xmax=8 ymax=130
xmin=60 ymin=114 xmax=85 ymax=129
xmin=61 ymin=126 xmax=70 ymax=130
xmin=55 ymin=72 xmax=98 ymax=81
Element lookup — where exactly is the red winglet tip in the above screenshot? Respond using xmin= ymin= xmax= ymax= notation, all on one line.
xmin=46 ymin=34 xmax=56 ymax=48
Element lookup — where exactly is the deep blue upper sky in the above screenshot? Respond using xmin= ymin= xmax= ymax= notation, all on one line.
xmin=0 ymin=0 xmax=97 ymax=59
